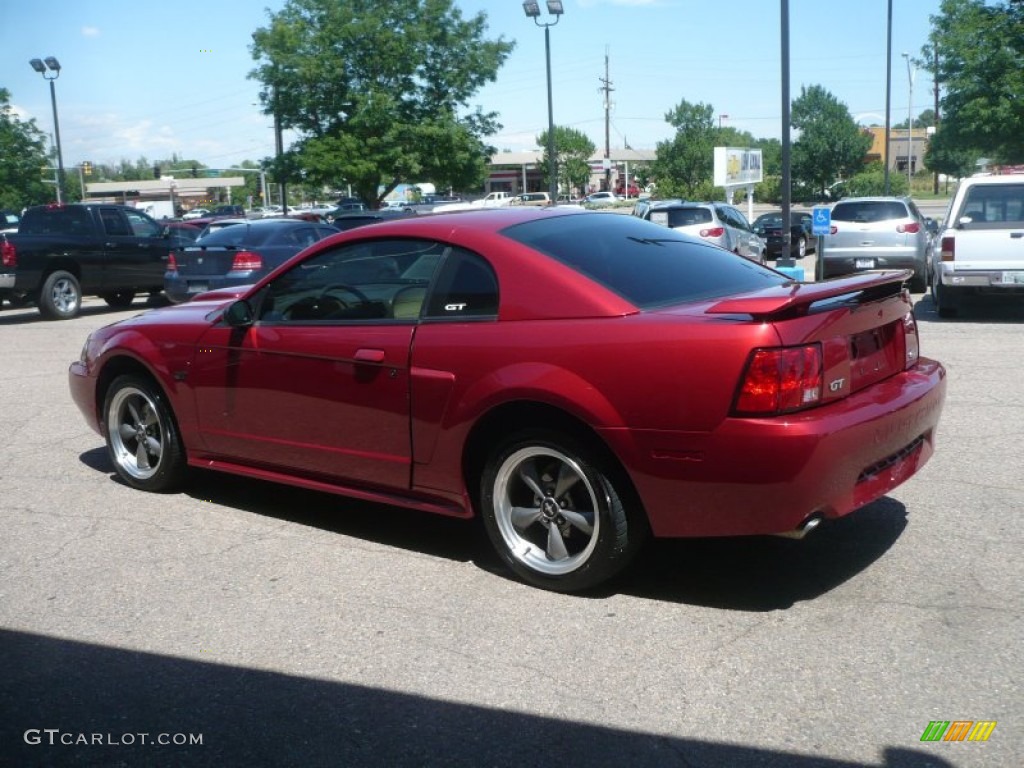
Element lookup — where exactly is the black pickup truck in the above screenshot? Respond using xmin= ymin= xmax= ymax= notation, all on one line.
xmin=0 ymin=203 xmax=170 ymax=319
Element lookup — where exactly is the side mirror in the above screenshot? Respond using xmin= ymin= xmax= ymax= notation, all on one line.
xmin=224 ymin=299 xmax=254 ymax=328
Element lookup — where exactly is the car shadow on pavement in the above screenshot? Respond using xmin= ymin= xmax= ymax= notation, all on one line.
xmin=80 ymin=449 xmax=906 ymax=609
xmin=0 ymin=628 xmax=957 ymax=768
xmin=0 ymin=298 xmax=161 ymax=326
xmin=913 ymin=292 xmax=1024 ymax=323
xmin=616 ymin=498 xmax=908 ymax=610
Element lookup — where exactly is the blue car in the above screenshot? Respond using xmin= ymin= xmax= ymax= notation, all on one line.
xmin=165 ymin=219 xmax=338 ymax=303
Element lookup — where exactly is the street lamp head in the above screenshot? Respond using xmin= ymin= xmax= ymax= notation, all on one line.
xmin=44 ymin=56 xmax=61 ymax=72
xmin=29 ymin=58 xmax=46 ymax=73
xmin=522 ymin=1 xmax=540 ymax=17
xmin=547 ymin=0 xmax=564 ymax=15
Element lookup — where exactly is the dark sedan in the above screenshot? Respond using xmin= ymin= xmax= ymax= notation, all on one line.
xmin=165 ymin=218 xmax=337 ymax=303
xmin=753 ymin=211 xmax=815 ymax=259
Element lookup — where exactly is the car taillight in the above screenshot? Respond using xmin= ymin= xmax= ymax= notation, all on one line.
xmin=700 ymin=226 xmax=725 ymax=238
xmin=733 ymin=345 xmax=823 ymax=416
xmin=897 ymin=222 xmax=920 ymax=234
xmin=941 ymin=235 xmax=955 ymax=262
xmin=902 ymin=313 xmax=920 ymax=369
xmin=167 ymin=253 xmax=178 ymax=272
xmin=1 ymin=240 xmax=15 ymax=268
xmin=230 ymin=251 xmax=263 ymax=271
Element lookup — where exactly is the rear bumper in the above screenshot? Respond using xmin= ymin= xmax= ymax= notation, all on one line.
xmin=164 ymin=273 xmax=252 ymax=304
xmin=0 ymin=273 xmax=14 ymax=290
xmin=937 ymin=263 xmax=1024 ymax=291
xmin=602 ymin=358 xmax=946 ymax=538
xmin=822 ymin=252 xmax=924 ymax=278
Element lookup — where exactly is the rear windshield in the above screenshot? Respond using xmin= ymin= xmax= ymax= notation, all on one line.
xmin=501 ymin=213 xmax=784 ymax=309
xmin=831 ymin=201 xmax=908 ymax=222
xmin=648 ymin=207 xmax=713 ymax=228
xmin=196 ymin=224 xmax=276 ymax=247
xmin=960 ymin=183 xmax=1024 ymax=224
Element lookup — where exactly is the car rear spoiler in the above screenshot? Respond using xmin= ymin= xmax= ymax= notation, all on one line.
xmin=706 ymin=270 xmax=912 ymax=320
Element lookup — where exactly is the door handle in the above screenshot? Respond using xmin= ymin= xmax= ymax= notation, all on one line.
xmin=353 ymin=348 xmax=385 ymax=363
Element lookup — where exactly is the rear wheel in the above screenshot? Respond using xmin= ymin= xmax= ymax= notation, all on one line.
xmin=101 ymin=291 xmax=135 ymax=308
xmin=38 ymin=270 xmax=81 ymax=320
xmin=103 ymin=375 xmax=186 ymax=492
xmin=479 ymin=429 xmax=646 ymax=592
xmin=932 ymin=272 xmax=959 ymax=318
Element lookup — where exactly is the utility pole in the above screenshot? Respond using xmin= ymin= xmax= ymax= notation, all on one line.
xmin=933 ymin=46 xmax=940 ymax=195
xmin=599 ymin=49 xmax=614 ymax=192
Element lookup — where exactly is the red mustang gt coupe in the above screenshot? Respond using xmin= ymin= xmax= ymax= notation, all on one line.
xmin=69 ymin=207 xmax=946 ymax=592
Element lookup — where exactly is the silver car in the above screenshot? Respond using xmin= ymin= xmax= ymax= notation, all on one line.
xmin=819 ymin=197 xmax=934 ymax=291
xmin=643 ymin=201 xmax=766 ymax=263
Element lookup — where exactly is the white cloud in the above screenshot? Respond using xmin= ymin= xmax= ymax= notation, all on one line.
xmin=82 ymin=26 xmax=100 ymax=37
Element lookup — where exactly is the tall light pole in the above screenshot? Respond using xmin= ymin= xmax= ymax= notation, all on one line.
xmin=29 ymin=57 xmax=65 ymax=203
xmin=523 ymin=1 xmax=563 ymax=201
xmin=902 ymin=52 xmax=915 ymax=193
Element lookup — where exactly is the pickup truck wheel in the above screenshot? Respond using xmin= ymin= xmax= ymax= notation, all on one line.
xmin=101 ymin=291 xmax=135 ymax=308
xmin=932 ymin=272 xmax=959 ymax=318
xmin=104 ymin=375 xmax=186 ymax=492
xmin=39 ymin=270 xmax=82 ymax=320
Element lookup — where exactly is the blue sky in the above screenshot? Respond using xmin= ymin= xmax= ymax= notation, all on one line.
xmin=2 ymin=0 xmax=942 ymax=169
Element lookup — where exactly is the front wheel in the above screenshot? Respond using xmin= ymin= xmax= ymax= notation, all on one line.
xmin=103 ymin=375 xmax=186 ymax=492
xmin=479 ymin=430 xmax=646 ymax=592
xmin=39 ymin=270 xmax=81 ymax=320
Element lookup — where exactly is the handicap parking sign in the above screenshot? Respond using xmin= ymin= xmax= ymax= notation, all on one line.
xmin=812 ymin=206 xmax=831 ymax=236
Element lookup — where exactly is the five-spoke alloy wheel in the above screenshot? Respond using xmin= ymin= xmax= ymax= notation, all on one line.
xmin=104 ymin=375 xmax=185 ymax=491
xmin=480 ymin=430 xmax=645 ymax=592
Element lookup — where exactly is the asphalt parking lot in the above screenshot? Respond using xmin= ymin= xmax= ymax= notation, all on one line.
xmin=1 ymin=287 xmax=1020 ymax=767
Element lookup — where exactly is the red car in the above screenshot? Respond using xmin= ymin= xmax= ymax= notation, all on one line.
xmin=69 ymin=208 xmax=946 ymax=592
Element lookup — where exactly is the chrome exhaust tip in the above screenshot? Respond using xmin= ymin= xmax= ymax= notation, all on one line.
xmin=772 ymin=515 xmax=822 ymax=540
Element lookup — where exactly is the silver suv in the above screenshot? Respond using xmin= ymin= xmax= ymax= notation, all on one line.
xmin=819 ymin=197 xmax=934 ymax=291
xmin=642 ymin=201 xmax=766 ymax=263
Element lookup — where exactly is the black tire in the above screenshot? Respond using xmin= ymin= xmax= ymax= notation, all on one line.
xmin=103 ymin=374 xmax=186 ymax=492
xmin=932 ymin=273 xmax=959 ymax=318
xmin=796 ymin=236 xmax=807 ymax=259
xmin=908 ymin=267 xmax=927 ymax=294
xmin=479 ymin=429 xmax=647 ymax=592
xmin=101 ymin=290 xmax=135 ymax=308
xmin=39 ymin=270 xmax=81 ymax=320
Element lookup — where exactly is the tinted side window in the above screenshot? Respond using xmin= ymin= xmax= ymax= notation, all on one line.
xmin=259 ymin=238 xmax=446 ymax=323
xmin=124 ymin=210 xmax=161 ymax=237
xmin=100 ymin=209 xmax=133 ymax=236
xmin=424 ymin=249 xmax=498 ymax=319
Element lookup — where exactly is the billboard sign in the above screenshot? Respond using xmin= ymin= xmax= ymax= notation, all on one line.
xmin=713 ymin=147 xmax=763 ymax=187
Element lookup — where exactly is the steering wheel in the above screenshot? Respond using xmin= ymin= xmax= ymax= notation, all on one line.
xmin=318 ymin=283 xmax=369 ymax=304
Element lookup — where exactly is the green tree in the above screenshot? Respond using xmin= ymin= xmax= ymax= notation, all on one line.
xmin=925 ymin=125 xmax=978 ymax=180
xmin=537 ymin=126 xmax=595 ymax=196
xmin=893 ymin=109 xmax=936 ymax=130
xmin=791 ymin=85 xmax=872 ymax=197
xmin=650 ymin=99 xmax=717 ymax=198
xmin=925 ymin=0 xmax=1024 ymax=163
xmin=0 ymin=88 xmax=52 ymax=209
xmin=250 ymin=0 xmax=514 ymax=206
